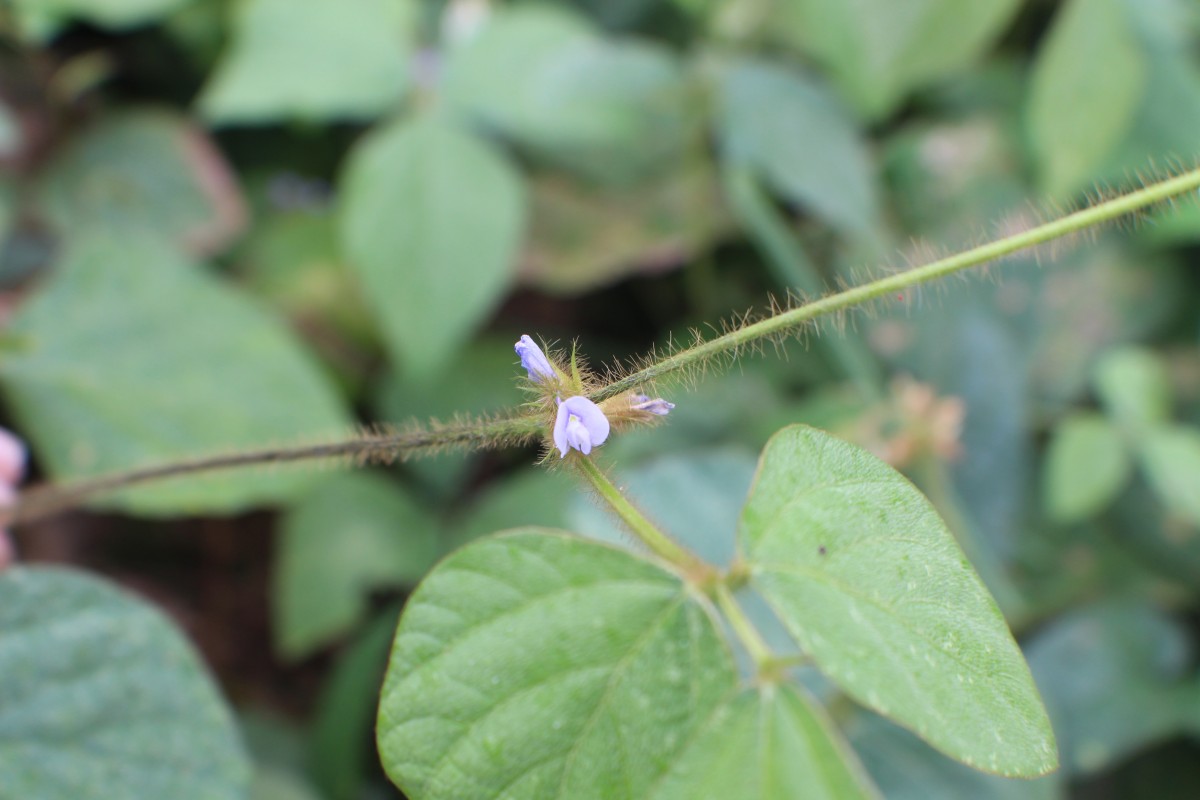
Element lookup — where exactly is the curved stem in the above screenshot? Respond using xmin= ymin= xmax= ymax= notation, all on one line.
xmin=571 ymin=454 xmax=710 ymax=580
xmin=713 ymin=582 xmax=775 ymax=677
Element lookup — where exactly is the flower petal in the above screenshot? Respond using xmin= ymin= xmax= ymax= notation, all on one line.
xmin=514 ymin=334 xmax=556 ymax=383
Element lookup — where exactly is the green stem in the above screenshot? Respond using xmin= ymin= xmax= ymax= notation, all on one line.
xmin=592 ymin=167 xmax=1200 ymax=402
xmin=571 ymin=455 xmax=704 ymax=575
xmin=713 ymin=582 xmax=774 ymax=674
xmin=13 ymin=413 xmax=545 ymax=524
xmin=724 ymin=165 xmax=884 ymax=399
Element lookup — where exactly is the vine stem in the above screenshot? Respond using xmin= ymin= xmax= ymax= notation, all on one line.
xmin=592 ymin=167 xmax=1200 ymax=401
xmin=571 ymin=454 xmax=712 ymax=581
xmin=12 ymin=167 xmax=1200 ymax=521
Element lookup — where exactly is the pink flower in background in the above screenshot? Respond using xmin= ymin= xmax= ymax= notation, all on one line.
xmin=0 ymin=426 xmax=26 ymax=570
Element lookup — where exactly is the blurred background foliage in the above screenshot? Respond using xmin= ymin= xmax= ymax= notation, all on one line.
xmin=2 ymin=0 xmax=1200 ymax=798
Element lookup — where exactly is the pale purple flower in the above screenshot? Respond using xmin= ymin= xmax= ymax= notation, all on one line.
xmin=515 ymin=335 xmax=557 ymax=383
xmin=632 ymin=393 xmax=675 ymax=416
xmin=553 ymin=396 xmax=610 ymax=457
xmin=0 ymin=427 xmax=25 ymax=487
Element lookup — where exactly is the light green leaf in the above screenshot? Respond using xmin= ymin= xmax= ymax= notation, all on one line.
xmin=739 ymin=425 xmax=1057 ymax=776
xmin=1027 ymin=0 xmax=1147 ymax=197
xmin=251 ymin=767 xmax=325 ymax=800
xmin=339 ymin=114 xmax=525 ymax=378
xmin=0 ymin=234 xmax=352 ymax=515
xmin=444 ymin=5 xmax=691 ymax=183
xmin=9 ymin=0 xmax=192 ymax=40
xmin=450 ymin=467 xmax=576 ymax=551
xmin=1026 ymin=602 xmax=1193 ymax=775
xmin=717 ymin=58 xmax=877 ymax=234
xmin=377 ymin=529 xmax=737 ymax=799
xmin=772 ymin=0 xmax=1022 ymax=119
xmin=273 ymin=472 xmax=438 ymax=660
xmin=199 ymin=0 xmax=415 ymax=124
xmin=0 ymin=566 xmax=250 ymax=799
xmin=35 ymin=110 xmax=246 ymax=257
xmin=1139 ymin=425 xmax=1200 ymax=527
xmin=1093 ymin=346 xmax=1173 ymax=430
xmin=1044 ymin=413 xmax=1131 ymax=523
xmin=650 ymin=684 xmax=880 ymax=799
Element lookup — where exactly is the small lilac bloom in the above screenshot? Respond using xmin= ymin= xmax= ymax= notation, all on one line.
xmin=0 ymin=427 xmax=25 ymax=487
xmin=553 ymin=396 xmax=610 ymax=457
xmin=515 ymin=335 xmax=556 ymax=383
xmin=631 ymin=393 xmax=675 ymax=416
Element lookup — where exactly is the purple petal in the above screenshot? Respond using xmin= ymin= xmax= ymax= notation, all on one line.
xmin=514 ymin=335 xmax=556 ymax=383
xmin=631 ymin=394 xmax=675 ymax=416
xmin=553 ymin=396 xmax=610 ymax=457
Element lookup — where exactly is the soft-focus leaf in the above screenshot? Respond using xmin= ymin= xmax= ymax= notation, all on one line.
xmin=273 ymin=472 xmax=438 ymax=659
xmin=251 ymin=767 xmax=325 ymax=800
xmin=739 ymin=425 xmax=1057 ymax=776
xmin=1138 ymin=425 xmax=1200 ymax=527
xmin=519 ymin=161 xmax=729 ymax=294
xmin=311 ymin=606 xmax=399 ymax=800
xmin=1044 ymin=413 xmax=1131 ymax=523
xmin=1027 ymin=0 xmax=1147 ymax=196
xmin=444 ymin=5 xmax=691 ymax=183
xmin=568 ymin=447 xmax=757 ymax=567
xmin=450 ymin=467 xmax=576 ymax=551
xmin=377 ymin=530 xmax=737 ymax=799
xmin=35 ymin=110 xmax=246 ymax=257
xmin=772 ymin=0 xmax=1022 ymax=119
xmin=717 ymin=58 xmax=877 ymax=234
xmin=1026 ymin=602 xmax=1193 ymax=775
xmin=0 ymin=566 xmax=250 ymax=799
xmin=847 ymin=711 xmax=1062 ymax=800
xmin=339 ymin=113 xmax=525 ymax=378
xmin=649 ymin=684 xmax=880 ymax=799
xmin=1093 ymin=346 xmax=1173 ymax=430
xmin=10 ymin=0 xmax=193 ymax=40
xmin=0 ymin=234 xmax=352 ymax=515
xmin=199 ymin=0 xmax=415 ymax=124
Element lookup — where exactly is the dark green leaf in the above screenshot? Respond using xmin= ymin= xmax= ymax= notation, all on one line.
xmin=273 ymin=472 xmax=438 ymax=659
xmin=339 ymin=113 xmax=525 ymax=377
xmin=377 ymin=530 xmax=737 ymax=799
xmin=0 ymin=566 xmax=250 ymax=799
xmin=0 ymin=234 xmax=352 ymax=515
xmin=35 ymin=111 xmax=246 ymax=257
xmin=740 ymin=425 xmax=1057 ymax=776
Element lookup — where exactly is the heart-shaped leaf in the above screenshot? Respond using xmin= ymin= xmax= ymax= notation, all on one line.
xmin=377 ymin=529 xmax=737 ymax=799
xmin=739 ymin=425 xmax=1057 ymax=776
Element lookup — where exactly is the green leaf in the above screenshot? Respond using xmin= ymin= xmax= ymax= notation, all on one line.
xmin=772 ymin=0 xmax=1022 ymax=119
xmin=739 ymin=425 xmax=1057 ymax=776
xmin=1093 ymin=346 xmax=1173 ymax=430
xmin=339 ymin=113 xmax=525 ymax=378
xmin=199 ymin=0 xmax=415 ymax=124
xmin=273 ymin=472 xmax=438 ymax=659
xmin=9 ymin=0 xmax=193 ymax=40
xmin=377 ymin=529 xmax=737 ymax=799
xmin=0 ymin=566 xmax=250 ymax=799
xmin=649 ymin=684 xmax=880 ymax=799
xmin=0 ymin=234 xmax=352 ymax=515
xmin=1026 ymin=0 xmax=1147 ymax=196
xmin=1044 ymin=413 xmax=1131 ymax=523
xmin=444 ymin=5 xmax=691 ymax=183
xmin=717 ymin=58 xmax=877 ymax=234
xmin=1138 ymin=425 xmax=1200 ymax=527
xmin=1026 ymin=602 xmax=1193 ymax=775
xmin=251 ymin=767 xmax=325 ymax=800
xmin=310 ymin=607 xmax=399 ymax=800
xmin=35 ymin=110 xmax=246 ymax=257
xmin=449 ymin=467 xmax=576 ymax=551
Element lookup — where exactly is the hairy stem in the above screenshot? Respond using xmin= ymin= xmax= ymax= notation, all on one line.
xmin=592 ymin=167 xmax=1200 ymax=401
xmin=13 ymin=413 xmax=545 ymax=524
